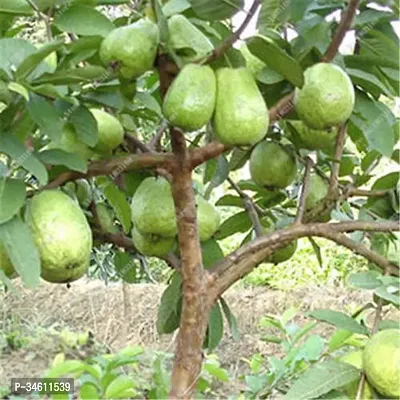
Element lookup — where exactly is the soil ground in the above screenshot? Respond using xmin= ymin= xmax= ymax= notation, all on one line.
xmin=0 ymin=279 xmax=396 ymax=397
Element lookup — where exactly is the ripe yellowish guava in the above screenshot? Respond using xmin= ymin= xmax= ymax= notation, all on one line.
xmin=305 ymin=173 xmax=329 ymax=211
xmin=239 ymin=43 xmax=265 ymax=78
xmin=339 ymin=351 xmax=375 ymax=399
xmin=163 ymin=64 xmax=216 ymax=131
xmin=26 ymin=190 xmax=92 ymax=283
xmin=132 ymin=226 xmax=176 ymax=257
xmin=48 ymin=126 xmax=94 ymax=161
xmin=286 ymin=120 xmax=338 ymax=154
xmin=294 ymin=63 xmax=355 ymax=129
xmin=131 ymin=177 xmax=221 ymax=241
xmin=250 ymin=141 xmax=297 ymax=189
xmin=196 ymin=195 xmax=220 ymax=242
xmin=0 ymin=244 xmax=15 ymax=278
xmin=100 ymin=18 xmax=159 ymax=79
xmin=213 ymin=67 xmax=269 ymax=146
xmin=131 ymin=177 xmax=177 ymax=238
xmin=167 ymin=14 xmax=213 ymax=64
xmin=90 ymin=109 xmax=124 ymax=153
xmin=96 ymin=202 xmax=118 ymax=234
xmin=363 ymin=329 xmax=400 ymax=398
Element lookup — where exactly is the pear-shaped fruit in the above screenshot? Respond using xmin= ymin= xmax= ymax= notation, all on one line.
xmin=100 ymin=18 xmax=159 ymax=79
xmin=90 ymin=109 xmax=124 ymax=153
xmin=214 ymin=68 xmax=269 ymax=146
xmin=239 ymin=44 xmax=265 ymax=77
xmin=163 ymin=64 xmax=216 ymax=131
xmin=250 ymin=141 xmax=297 ymax=189
xmin=363 ymin=329 xmax=400 ymax=398
xmin=305 ymin=174 xmax=329 ymax=211
xmin=0 ymin=244 xmax=15 ymax=278
xmin=26 ymin=190 xmax=92 ymax=283
xmin=48 ymin=126 xmax=94 ymax=161
xmin=295 ymin=63 xmax=355 ymax=129
xmin=167 ymin=14 xmax=213 ymax=64
xmin=287 ymin=120 xmax=338 ymax=154
xmin=132 ymin=226 xmax=176 ymax=257
xmin=196 ymin=196 xmax=220 ymax=242
xmin=96 ymin=202 xmax=118 ymax=234
xmin=339 ymin=351 xmax=375 ymax=399
xmin=131 ymin=177 xmax=177 ymax=238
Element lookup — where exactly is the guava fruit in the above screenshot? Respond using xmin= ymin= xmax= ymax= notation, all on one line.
xmin=132 ymin=226 xmax=176 ymax=257
xmin=163 ymin=64 xmax=216 ymax=131
xmin=96 ymin=202 xmax=118 ymax=234
xmin=239 ymin=43 xmax=265 ymax=77
xmin=363 ymin=329 xmax=400 ymax=398
xmin=250 ymin=141 xmax=297 ymax=189
xmin=100 ymin=18 xmax=159 ymax=79
xmin=90 ymin=109 xmax=124 ymax=153
xmin=0 ymin=244 xmax=15 ymax=278
xmin=305 ymin=173 xmax=329 ymax=211
xmin=26 ymin=190 xmax=92 ymax=283
xmin=286 ymin=120 xmax=338 ymax=154
xmin=131 ymin=177 xmax=177 ymax=238
xmin=196 ymin=196 xmax=220 ymax=242
xmin=48 ymin=126 xmax=94 ymax=161
xmin=294 ymin=63 xmax=355 ymax=129
xmin=213 ymin=68 xmax=269 ymax=146
xmin=339 ymin=351 xmax=375 ymax=399
xmin=167 ymin=14 xmax=213 ymax=64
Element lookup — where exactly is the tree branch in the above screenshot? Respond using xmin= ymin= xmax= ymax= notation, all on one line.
xmin=269 ymin=92 xmax=295 ymax=124
xmin=322 ymin=0 xmax=361 ymax=62
xmin=328 ymin=122 xmax=347 ymax=197
xmin=149 ymin=120 xmax=168 ymax=151
xmin=227 ymin=177 xmax=263 ymax=235
xmin=348 ymin=188 xmax=391 ymax=198
xmin=124 ymin=133 xmax=151 ymax=153
xmin=190 ymin=141 xmax=230 ymax=169
xmin=295 ymin=157 xmax=313 ymax=225
xmin=42 ymin=153 xmax=174 ymax=190
xmin=207 ymin=220 xmax=399 ymax=300
xmin=201 ymin=0 xmax=261 ymax=65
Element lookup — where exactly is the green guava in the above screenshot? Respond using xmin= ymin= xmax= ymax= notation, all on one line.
xmin=294 ymin=63 xmax=355 ymax=129
xmin=363 ymin=329 xmax=400 ymax=398
xmin=213 ymin=67 xmax=269 ymax=146
xmin=48 ymin=126 xmax=94 ymax=161
xmin=65 ymin=179 xmax=92 ymax=208
xmin=250 ymin=141 xmax=297 ymax=189
xmin=286 ymin=120 xmax=338 ymax=154
xmin=163 ymin=64 xmax=216 ymax=131
xmin=305 ymin=173 xmax=329 ymax=211
xmin=26 ymin=190 xmax=92 ymax=283
xmin=100 ymin=18 xmax=159 ymax=79
xmin=132 ymin=226 xmax=176 ymax=257
xmin=167 ymin=14 xmax=213 ymax=64
xmin=239 ymin=43 xmax=265 ymax=78
xmin=339 ymin=351 xmax=375 ymax=399
xmin=96 ymin=202 xmax=118 ymax=234
xmin=90 ymin=109 xmax=124 ymax=153
xmin=0 ymin=244 xmax=15 ymax=278
xmin=253 ymin=218 xmax=298 ymax=264
xmin=131 ymin=177 xmax=177 ymax=238
xmin=196 ymin=195 xmax=220 ymax=242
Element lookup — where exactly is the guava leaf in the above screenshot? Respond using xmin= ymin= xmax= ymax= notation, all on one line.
xmin=215 ymin=211 xmax=252 ymax=240
xmin=114 ymin=251 xmax=136 ymax=283
xmin=68 ymin=105 xmax=98 ymax=147
xmin=220 ymin=297 xmax=240 ymax=341
xmin=215 ymin=194 xmax=243 ymax=207
xmin=0 ymin=0 xmax=33 ymax=15
xmin=0 ymin=216 xmax=40 ymax=289
xmin=348 ymin=271 xmax=382 ymax=290
xmin=206 ymin=302 xmax=223 ymax=351
xmin=33 ymin=66 xmax=108 ymax=85
xmin=162 ymin=0 xmax=191 ymax=17
xmin=189 ymin=0 xmax=244 ymax=21
xmin=0 ymin=178 xmax=26 ymax=224
xmin=37 ymin=149 xmax=88 ymax=173
xmin=201 ymin=239 xmax=224 ymax=269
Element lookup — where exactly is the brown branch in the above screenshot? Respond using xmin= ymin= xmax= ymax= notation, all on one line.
xmin=348 ymin=188 xmax=391 ymax=198
xmin=124 ymin=133 xmax=151 ymax=153
xmin=269 ymin=92 xmax=295 ymax=124
xmin=190 ymin=141 xmax=230 ymax=169
xmin=295 ymin=157 xmax=313 ymax=225
xmin=42 ymin=153 xmax=173 ymax=190
xmin=149 ymin=120 xmax=168 ymax=151
xmin=322 ymin=0 xmax=360 ymax=62
xmin=328 ymin=122 xmax=347 ymax=197
xmin=207 ymin=220 xmax=399 ymax=300
xmin=201 ymin=0 xmax=261 ymax=64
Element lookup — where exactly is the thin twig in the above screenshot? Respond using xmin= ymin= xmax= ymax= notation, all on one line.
xmin=149 ymin=120 xmax=168 ymax=151
xmin=295 ymin=157 xmax=313 ymax=225
xmin=323 ymin=0 xmax=361 ymax=62
xmin=201 ymin=0 xmax=261 ymax=64
xmin=26 ymin=0 xmax=52 ymax=41
xmin=328 ymin=122 xmax=348 ymax=197
xmin=124 ymin=133 xmax=151 ymax=153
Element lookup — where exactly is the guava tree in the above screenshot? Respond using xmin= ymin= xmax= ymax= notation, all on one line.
xmin=0 ymin=0 xmax=399 ymax=398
